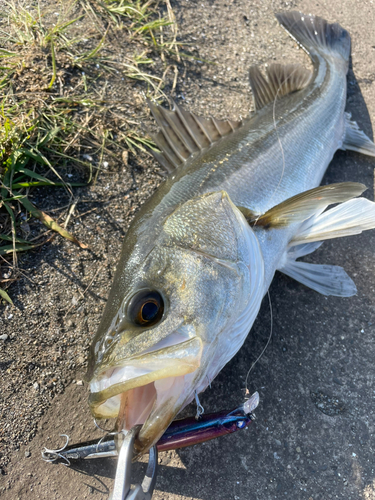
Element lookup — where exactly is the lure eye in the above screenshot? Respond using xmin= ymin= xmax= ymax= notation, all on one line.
xmin=128 ymin=290 xmax=164 ymax=327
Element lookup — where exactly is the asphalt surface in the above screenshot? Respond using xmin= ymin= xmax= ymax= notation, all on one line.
xmin=1 ymin=1 xmax=375 ymax=499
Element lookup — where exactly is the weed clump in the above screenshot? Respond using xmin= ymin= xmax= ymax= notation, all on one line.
xmin=0 ymin=0 xmax=183 ymax=302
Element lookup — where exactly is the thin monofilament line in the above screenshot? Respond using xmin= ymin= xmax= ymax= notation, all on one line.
xmin=270 ymin=83 xmax=287 ymax=204
xmin=253 ymin=70 xmax=293 ymax=226
xmin=244 ymin=290 xmax=273 ymax=395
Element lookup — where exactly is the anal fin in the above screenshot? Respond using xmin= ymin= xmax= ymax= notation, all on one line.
xmin=342 ymin=112 xmax=375 ymax=157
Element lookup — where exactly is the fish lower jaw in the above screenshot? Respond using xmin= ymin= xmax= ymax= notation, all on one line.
xmin=89 ymin=374 xmax=183 ymax=426
xmin=89 ymin=336 xmax=203 ymax=422
xmin=90 ymin=373 xmax=192 ymax=455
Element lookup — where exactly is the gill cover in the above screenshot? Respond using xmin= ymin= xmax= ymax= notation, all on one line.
xmin=87 ymin=190 xmax=265 ymax=454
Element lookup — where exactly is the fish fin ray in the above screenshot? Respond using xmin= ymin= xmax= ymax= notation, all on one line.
xmin=148 ymin=146 xmax=176 ymax=174
xmin=276 ymin=11 xmax=351 ymax=71
xmin=278 ymin=258 xmax=357 ymax=297
xmin=147 ymin=99 xmax=242 ymax=172
xmin=341 ymin=112 xmax=375 ymax=157
xmin=290 ymin=197 xmax=375 ymax=245
xmin=249 ymin=64 xmax=311 ymax=111
xmin=250 ymin=182 xmax=365 ymax=228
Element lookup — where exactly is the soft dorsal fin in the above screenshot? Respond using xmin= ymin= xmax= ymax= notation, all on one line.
xmin=243 ymin=182 xmax=366 ymax=228
xmin=249 ymin=64 xmax=312 ymax=111
xmin=147 ymin=99 xmax=243 ymax=173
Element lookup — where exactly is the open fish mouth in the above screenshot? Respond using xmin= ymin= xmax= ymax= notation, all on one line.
xmin=89 ymin=336 xmax=203 ymax=441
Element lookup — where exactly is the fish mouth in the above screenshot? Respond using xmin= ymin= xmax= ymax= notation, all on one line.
xmin=89 ymin=336 xmax=203 ymax=453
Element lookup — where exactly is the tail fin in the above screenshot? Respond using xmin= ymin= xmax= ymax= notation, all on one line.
xmin=276 ymin=11 xmax=351 ymax=72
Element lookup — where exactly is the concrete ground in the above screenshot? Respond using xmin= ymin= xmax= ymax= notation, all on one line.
xmin=1 ymin=0 xmax=375 ymax=499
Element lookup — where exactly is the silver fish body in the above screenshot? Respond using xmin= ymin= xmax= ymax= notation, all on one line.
xmin=86 ymin=12 xmax=375 ymax=453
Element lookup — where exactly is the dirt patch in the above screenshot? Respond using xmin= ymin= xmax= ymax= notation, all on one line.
xmin=1 ymin=1 xmax=375 ymax=500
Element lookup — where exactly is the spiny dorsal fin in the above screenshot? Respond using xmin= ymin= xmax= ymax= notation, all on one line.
xmin=249 ymin=64 xmax=312 ymax=111
xmin=147 ymin=99 xmax=242 ymax=173
xmin=246 ymin=182 xmax=366 ymax=228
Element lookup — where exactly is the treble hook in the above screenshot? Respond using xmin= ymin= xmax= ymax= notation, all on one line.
xmin=41 ymin=434 xmax=71 ymax=466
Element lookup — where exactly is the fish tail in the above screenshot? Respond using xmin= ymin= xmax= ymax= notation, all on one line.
xmin=276 ymin=11 xmax=351 ymax=72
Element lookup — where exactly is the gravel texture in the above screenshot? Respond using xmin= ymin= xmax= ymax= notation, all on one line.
xmin=1 ymin=1 xmax=375 ymax=499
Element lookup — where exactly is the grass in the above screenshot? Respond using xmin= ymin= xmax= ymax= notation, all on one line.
xmin=0 ymin=0 xmax=184 ymax=304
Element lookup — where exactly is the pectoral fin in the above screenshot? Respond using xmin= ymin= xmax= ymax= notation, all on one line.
xmin=341 ymin=112 xmax=375 ymax=157
xmin=290 ymin=197 xmax=375 ymax=245
xmin=277 ymin=192 xmax=375 ymax=297
xmin=245 ymin=182 xmax=366 ymax=228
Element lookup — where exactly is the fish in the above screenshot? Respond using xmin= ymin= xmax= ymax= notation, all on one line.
xmin=86 ymin=11 xmax=375 ymax=455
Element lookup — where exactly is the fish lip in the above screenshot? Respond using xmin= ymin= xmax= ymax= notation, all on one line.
xmin=88 ymin=336 xmax=203 ymax=417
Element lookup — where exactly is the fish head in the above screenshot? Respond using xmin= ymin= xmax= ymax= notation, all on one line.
xmin=86 ymin=191 xmax=264 ymax=454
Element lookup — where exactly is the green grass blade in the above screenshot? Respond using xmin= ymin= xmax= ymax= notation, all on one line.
xmin=75 ymin=31 xmax=107 ymax=63
xmin=17 ymin=149 xmax=48 ymax=166
xmin=0 ymin=288 xmax=13 ymax=305
xmin=13 ymin=167 xmax=55 ymax=184
xmin=0 ymin=234 xmax=30 ymax=244
xmin=0 ymin=243 xmax=36 ymax=255
xmin=47 ymin=38 xmax=56 ymax=89
xmin=0 ymin=49 xmax=19 ymax=57
xmin=38 ymin=127 xmax=60 ymax=147
xmin=12 ymin=181 xmax=86 ymax=189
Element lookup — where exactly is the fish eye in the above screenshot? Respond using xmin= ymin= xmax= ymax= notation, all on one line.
xmin=128 ymin=290 xmax=164 ymax=327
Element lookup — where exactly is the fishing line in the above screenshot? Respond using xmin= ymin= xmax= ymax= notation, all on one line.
xmin=253 ymin=67 xmax=298 ymax=226
xmin=94 ymin=417 xmax=116 ymax=434
xmin=244 ymin=290 xmax=273 ymax=396
xmin=267 ymin=2 xmax=341 ymax=207
xmin=270 ymin=84 xmax=286 ymax=202
xmin=266 ymin=65 xmax=303 ymax=210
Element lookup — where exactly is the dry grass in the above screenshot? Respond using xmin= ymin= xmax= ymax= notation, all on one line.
xmin=0 ymin=0 xmax=184 ymax=303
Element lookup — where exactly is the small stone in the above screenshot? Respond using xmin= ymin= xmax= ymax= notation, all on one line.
xmin=296 ymin=447 xmax=301 ymax=453
xmin=122 ymin=151 xmax=128 ymax=166
xmin=25 ymin=450 xmax=31 ymax=458
xmin=0 ymin=334 xmax=8 ymax=341
xmin=76 ymin=380 xmax=83 ymax=386
xmin=33 ymin=382 xmax=39 ymax=390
